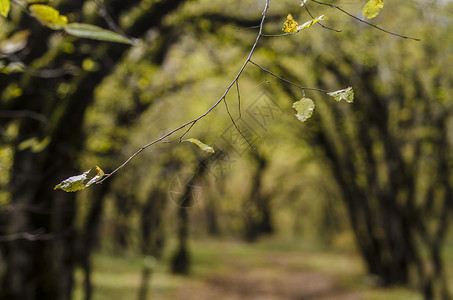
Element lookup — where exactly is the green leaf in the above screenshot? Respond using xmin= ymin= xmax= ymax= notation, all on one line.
xmin=184 ymin=138 xmax=215 ymax=153
xmin=0 ymin=30 xmax=31 ymax=54
xmin=293 ymin=97 xmax=315 ymax=123
xmin=362 ymin=0 xmax=384 ymax=19
xmin=54 ymin=166 xmax=104 ymax=192
xmin=29 ymin=4 xmax=68 ymax=28
xmin=0 ymin=0 xmax=10 ymax=18
xmin=62 ymin=23 xmax=132 ymax=44
xmin=327 ymin=87 xmax=354 ymax=103
xmin=54 ymin=169 xmax=91 ymax=192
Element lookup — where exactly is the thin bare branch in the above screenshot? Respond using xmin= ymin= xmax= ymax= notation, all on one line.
xmin=0 ymin=110 xmax=48 ymax=123
xmin=223 ymin=97 xmax=255 ymax=150
xmin=236 ymin=80 xmax=242 ymax=118
xmin=97 ymin=0 xmax=271 ymax=183
xmin=304 ymin=3 xmax=341 ymax=32
xmin=311 ymin=0 xmax=420 ymax=41
xmin=249 ymin=60 xmax=330 ymax=93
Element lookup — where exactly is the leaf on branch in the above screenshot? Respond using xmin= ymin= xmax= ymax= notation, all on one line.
xmin=62 ymin=23 xmax=132 ymax=45
xmin=293 ymin=97 xmax=315 ymax=123
xmin=0 ymin=30 xmax=31 ymax=54
xmin=184 ymin=138 xmax=215 ymax=153
xmin=282 ymin=14 xmax=299 ymax=33
xmin=297 ymin=15 xmax=326 ymax=30
xmin=362 ymin=0 xmax=384 ymax=19
xmin=0 ymin=0 xmax=10 ymax=18
xmin=85 ymin=166 xmax=105 ymax=187
xmin=327 ymin=87 xmax=354 ymax=103
xmin=54 ymin=166 xmax=105 ymax=192
xmin=29 ymin=4 xmax=68 ymax=28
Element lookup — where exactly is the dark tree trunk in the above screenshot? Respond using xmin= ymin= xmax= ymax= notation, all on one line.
xmin=243 ymin=152 xmax=273 ymax=242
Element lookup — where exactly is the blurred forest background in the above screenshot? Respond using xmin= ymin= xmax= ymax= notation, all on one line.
xmin=1 ymin=0 xmax=453 ymax=299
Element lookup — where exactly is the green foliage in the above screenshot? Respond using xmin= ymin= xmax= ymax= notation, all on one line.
xmin=327 ymin=87 xmax=354 ymax=103
xmin=293 ymin=97 xmax=315 ymax=123
xmin=54 ymin=166 xmax=104 ymax=192
xmin=0 ymin=30 xmax=30 ymax=54
xmin=184 ymin=138 xmax=215 ymax=153
xmin=29 ymin=4 xmax=132 ymax=44
xmin=63 ymin=23 xmax=132 ymax=45
xmin=362 ymin=0 xmax=384 ymax=19
xmin=0 ymin=0 xmax=10 ymax=18
xmin=29 ymin=4 xmax=68 ymax=28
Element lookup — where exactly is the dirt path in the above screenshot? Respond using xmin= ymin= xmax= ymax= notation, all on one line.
xmin=175 ymin=253 xmax=362 ymax=300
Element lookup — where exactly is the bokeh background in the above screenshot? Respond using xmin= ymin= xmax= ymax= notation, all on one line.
xmin=1 ymin=0 xmax=453 ymax=299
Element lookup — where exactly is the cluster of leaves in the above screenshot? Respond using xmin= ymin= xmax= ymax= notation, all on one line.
xmin=0 ymin=0 xmax=132 ymax=44
xmin=292 ymin=87 xmax=354 ymax=123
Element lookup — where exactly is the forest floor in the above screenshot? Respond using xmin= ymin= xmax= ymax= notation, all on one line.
xmin=174 ymin=250 xmax=361 ymax=300
xmin=74 ymin=237 xmax=423 ymax=300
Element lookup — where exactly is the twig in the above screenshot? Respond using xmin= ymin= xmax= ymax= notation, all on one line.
xmin=249 ymin=60 xmax=330 ymax=93
xmin=223 ymin=97 xmax=255 ymax=150
xmin=0 ymin=110 xmax=48 ymax=123
xmin=304 ymin=3 xmax=341 ymax=32
xmin=236 ymin=80 xmax=241 ymax=118
xmin=97 ymin=0 xmax=271 ymax=184
xmin=311 ymin=0 xmax=420 ymax=41
xmin=234 ymin=25 xmax=261 ymax=30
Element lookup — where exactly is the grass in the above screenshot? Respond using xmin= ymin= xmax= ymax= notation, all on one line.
xmin=73 ymin=237 xmax=435 ymax=300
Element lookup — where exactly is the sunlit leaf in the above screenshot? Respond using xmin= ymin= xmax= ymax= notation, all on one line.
xmin=29 ymin=4 xmax=68 ymax=28
xmin=0 ymin=30 xmax=31 ymax=54
xmin=54 ymin=167 xmax=105 ymax=192
xmin=63 ymin=23 xmax=132 ymax=44
xmin=85 ymin=166 xmax=104 ymax=187
xmin=293 ymin=97 xmax=315 ymax=123
xmin=362 ymin=0 xmax=384 ymax=19
xmin=54 ymin=169 xmax=91 ymax=192
xmin=297 ymin=15 xmax=326 ymax=30
xmin=327 ymin=87 xmax=354 ymax=103
xmin=282 ymin=14 xmax=299 ymax=33
xmin=184 ymin=138 xmax=215 ymax=153
xmin=0 ymin=0 xmax=10 ymax=18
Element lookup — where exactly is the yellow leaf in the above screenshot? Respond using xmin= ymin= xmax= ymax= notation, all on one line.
xmin=282 ymin=14 xmax=299 ymax=33
xmin=29 ymin=4 xmax=68 ymax=28
xmin=95 ymin=166 xmax=104 ymax=177
xmin=362 ymin=0 xmax=384 ymax=19
xmin=0 ymin=0 xmax=10 ymax=18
